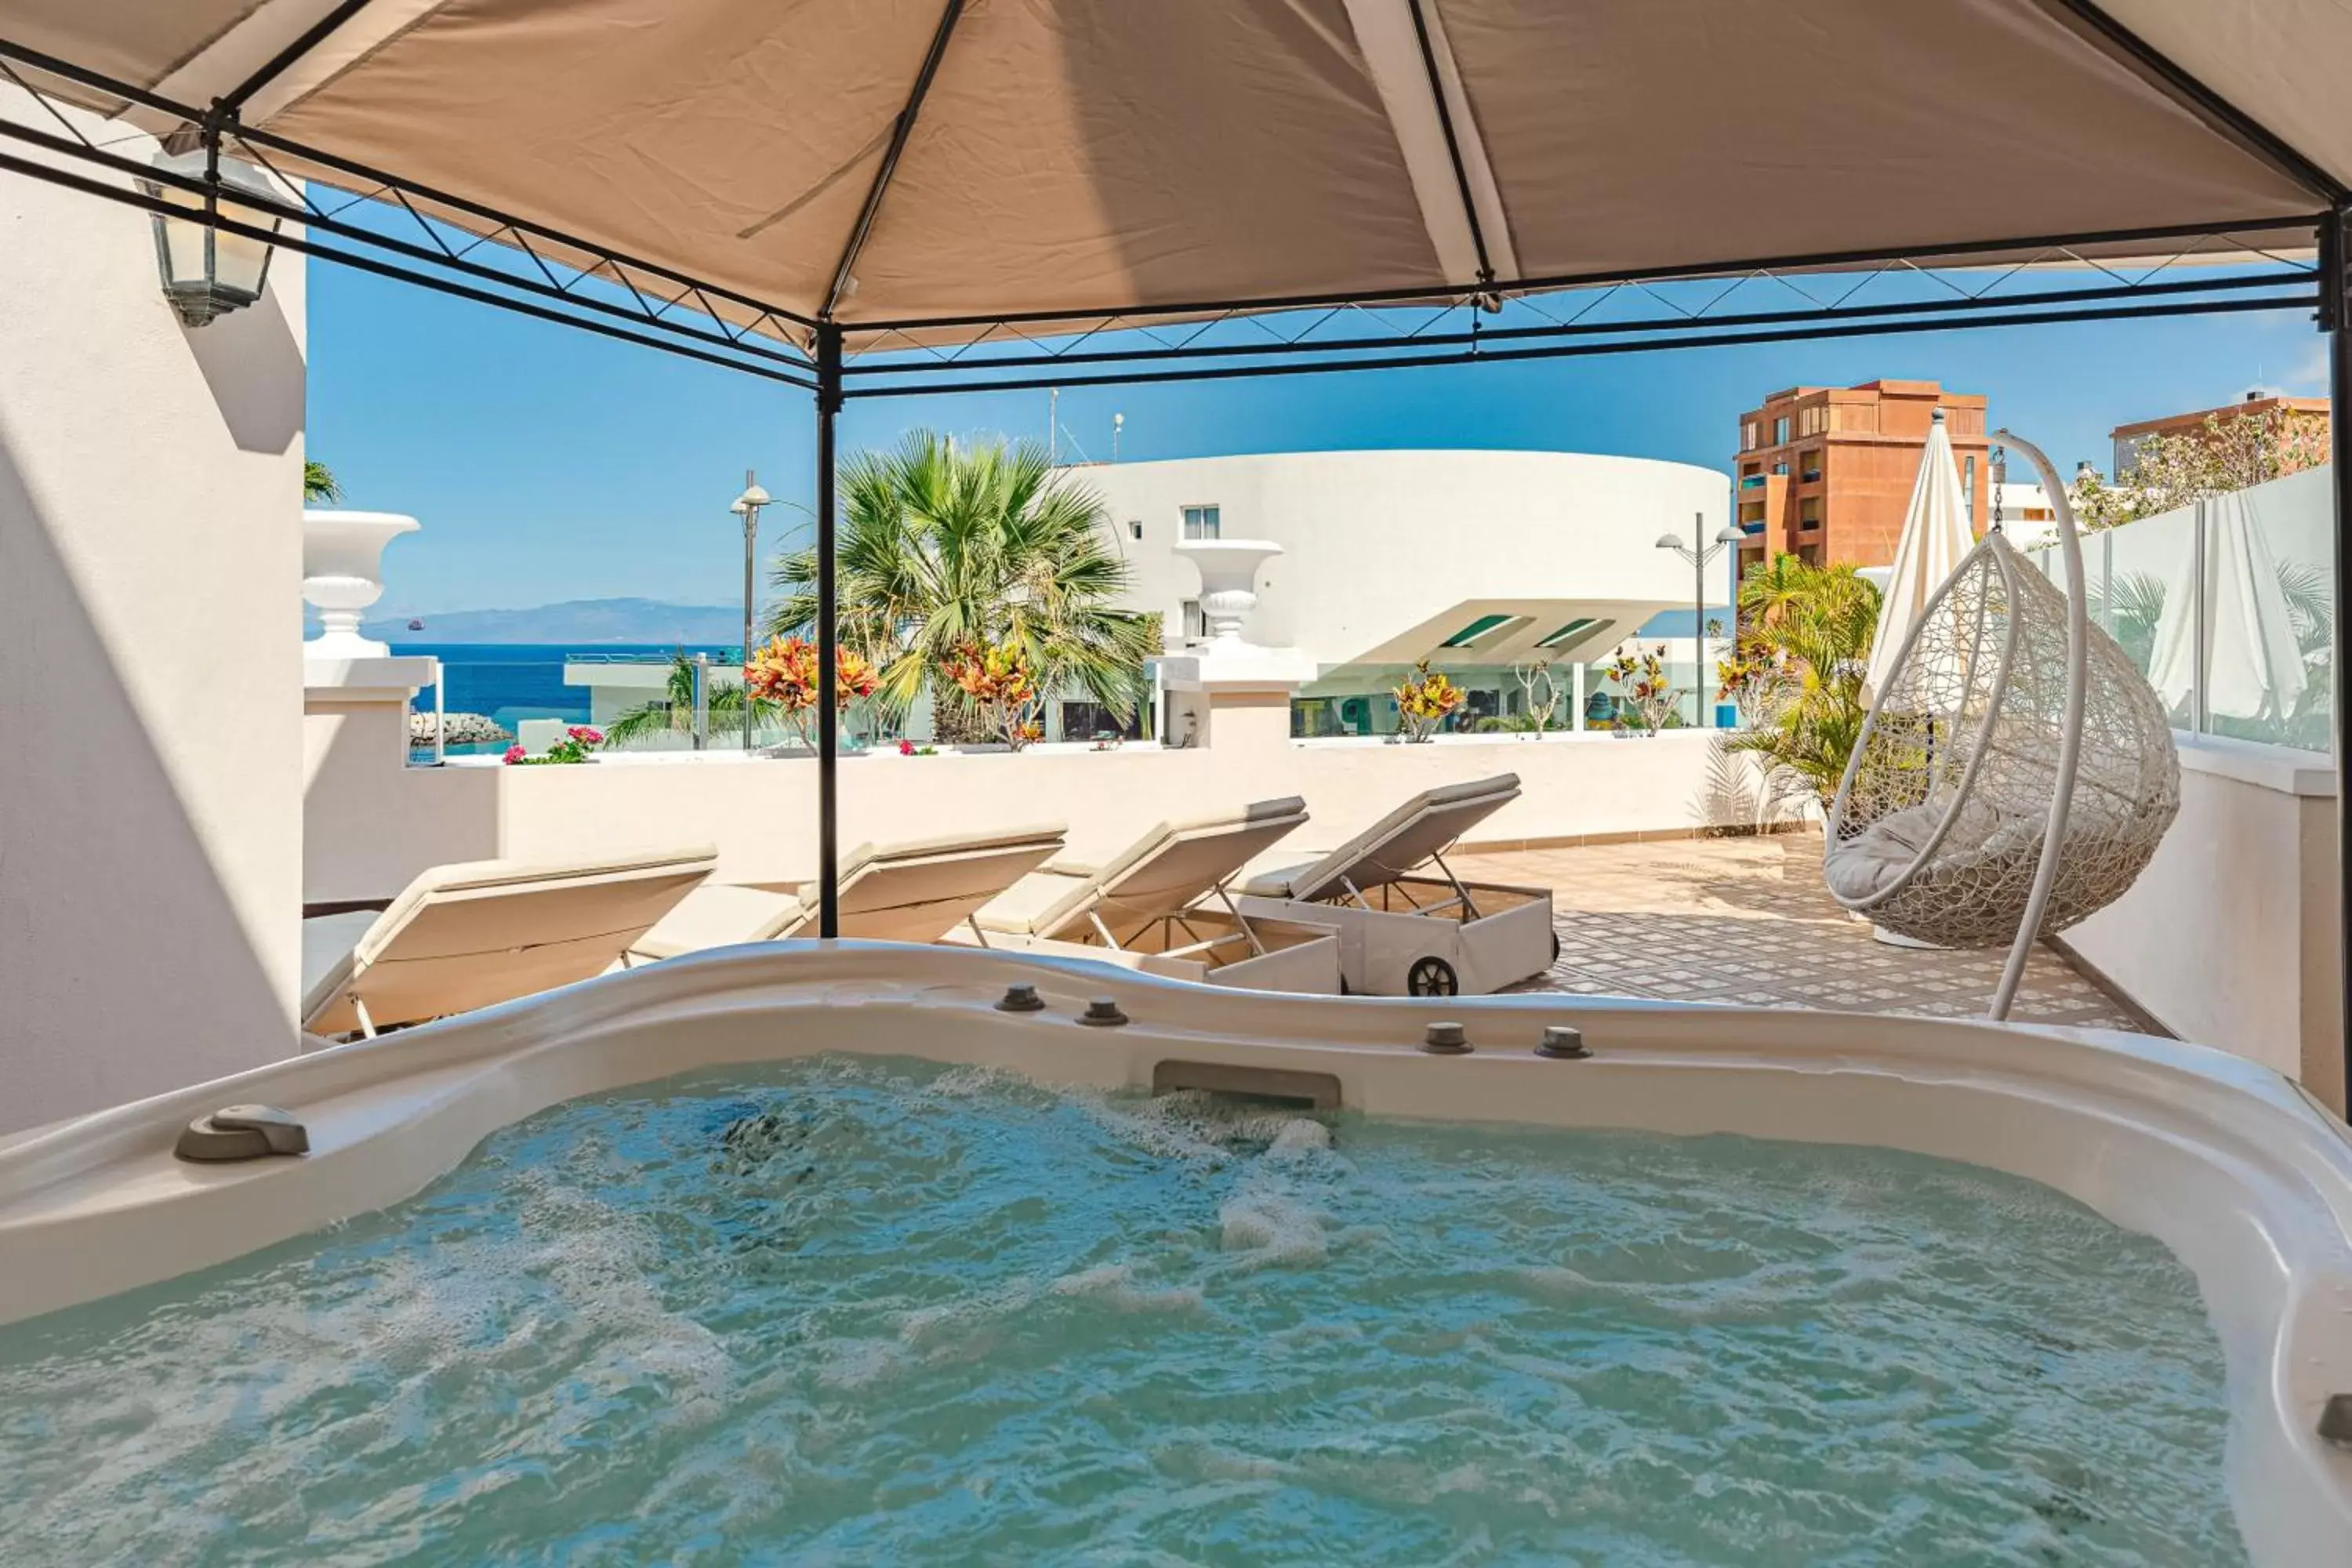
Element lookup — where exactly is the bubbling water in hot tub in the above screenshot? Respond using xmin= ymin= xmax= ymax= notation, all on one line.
xmin=0 ymin=1054 xmax=2244 ymax=1564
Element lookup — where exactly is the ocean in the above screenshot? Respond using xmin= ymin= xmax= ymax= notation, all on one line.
xmin=392 ymin=643 xmax=736 ymax=746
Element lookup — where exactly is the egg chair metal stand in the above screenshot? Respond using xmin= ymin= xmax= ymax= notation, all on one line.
xmin=1822 ymin=432 xmax=2183 ymax=1019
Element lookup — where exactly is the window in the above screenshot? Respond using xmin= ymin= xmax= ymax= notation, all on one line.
xmin=1772 ymin=415 xmax=1791 ymax=445
xmin=1439 ymin=612 xmax=1526 ymax=648
xmin=1181 ymin=504 xmax=1221 ymax=539
xmin=1771 ymin=460 xmax=1788 ymax=477
xmin=1130 ymin=520 xmax=1143 ymax=539
xmin=1535 ymin=616 xmax=1614 ymax=655
xmin=1741 ymin=421 xmax=1759 ymax=452
xmin=1962 ymin=455 xmax=1976 ymax=518
xmin=1181 ymin=599 xmax=1205 ymax=640
xmin=1798 ymin=448 xmax=1822 ymax=482
xmin=1798 ymin=498 xmax=1821 ymax=529
xmin=1798 ymin=405 xmax=1827 ymax=437
xmin=1061 ymin=701 xmax=1139 ymax=742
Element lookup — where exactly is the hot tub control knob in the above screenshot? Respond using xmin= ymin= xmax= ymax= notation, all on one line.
xmin=1421 ymin=1022 xmax=1472 ymax=1054
xmin=1535 ymin=1025 xmax=1592 ymax=1060
xmin=175 ymin=1104 xmax=310 ymax=1163
xmin=995 ymin=982 xmax=1047 ymax=1014
xmin=1079 ymin=996 xmax=1130 ymax=1028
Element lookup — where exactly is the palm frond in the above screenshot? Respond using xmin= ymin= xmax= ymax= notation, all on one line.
xmin=764 ymin=429 xmax=1151 ymax=731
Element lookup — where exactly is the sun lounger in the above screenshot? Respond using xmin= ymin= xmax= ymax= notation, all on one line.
xmin=961 ymin=798 xmax=1341 ymax=992
xmin=1235 ymin=774 xmax=1555 ymax=995
xmin=625 ymin=823 xmax=1065 ymax=960
xmin=302 ymin=844 xmax=718 ymax=1037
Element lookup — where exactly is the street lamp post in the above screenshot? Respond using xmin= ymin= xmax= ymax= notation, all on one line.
xmin=1654 ymin=513 xmax=1746 ymax=728
xmin=731 ymin=470 xmax=772 ymax=751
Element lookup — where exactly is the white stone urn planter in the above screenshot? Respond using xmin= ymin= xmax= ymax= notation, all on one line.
xmin=1174 ymin=539 xmax=1283 ymax=646
xmin=303 ymin=509 xmax=419 ymax=659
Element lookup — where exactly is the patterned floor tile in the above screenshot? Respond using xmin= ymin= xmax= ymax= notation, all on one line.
xmin=1458 ymin=831 xmax=2143 ymax=1034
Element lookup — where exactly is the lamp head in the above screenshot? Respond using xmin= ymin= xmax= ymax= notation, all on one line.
xmin=1653 ymin=532 xmax=1686 ymax=552
xmin=1712 ymin=525 xmax=1744 ymax=544
xmin=140 ymin=149 xmax=286 ymax=328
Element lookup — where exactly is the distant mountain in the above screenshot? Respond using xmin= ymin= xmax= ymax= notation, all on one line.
xmin=361 ymin=597 xmax=743 ymax=644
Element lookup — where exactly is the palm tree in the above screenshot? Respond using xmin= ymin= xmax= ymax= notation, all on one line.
xmin=768 ymin=432 xmax=1156 ymax=737
xmin=1722 ymin=554 xmax=1882 ymax=811
xmin=304 ymin=460 xmax=342 ymax=503
xmin=1733 ymin=549 xmax=1838 ymax=631
xmin=602 ymin=651 xmax=779 ymax=747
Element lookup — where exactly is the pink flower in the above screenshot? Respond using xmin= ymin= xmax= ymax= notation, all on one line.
xmin=898 ymin=738 xmax=916 ymax=755
xmin=503 ymin=744 xmax=527 ymax=764
xmin=568 ymin=725 xmax=604 ymax=745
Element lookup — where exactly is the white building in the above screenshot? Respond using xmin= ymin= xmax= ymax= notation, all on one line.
xmin=563 ymin=447 xmax=1737 ymax=744
xmin=1079 ymin=448 xmax=1732 ymax=739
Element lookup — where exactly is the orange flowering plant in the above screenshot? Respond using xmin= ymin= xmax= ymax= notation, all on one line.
xmin=1393 ymin=659 xmax=1467 ymax=742
xmin=940 ymin=640 xmax=1046 ymax=749
xmin=744 ymin=635 xmax=880 ymax=746
xmin=1606 ymin=643 xmax=1680 ymax=735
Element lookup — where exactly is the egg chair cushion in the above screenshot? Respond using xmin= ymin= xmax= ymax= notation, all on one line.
xmin=1823 ymin=803 xmax=1943 ymax=906
xmin=1821 ymin=795 xmax=2013 ymax=908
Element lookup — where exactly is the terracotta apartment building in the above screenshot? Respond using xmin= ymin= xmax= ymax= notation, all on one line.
xmin=1732 ymin=379 xmax=1990 ymax=575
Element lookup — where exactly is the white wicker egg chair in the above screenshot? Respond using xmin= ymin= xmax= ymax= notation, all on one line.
xmin=1822 ymin=430 xmax=2180 ymax=1019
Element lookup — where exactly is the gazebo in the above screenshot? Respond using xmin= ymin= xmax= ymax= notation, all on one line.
xmin=1 ymin=1 xmax=2347 ymax=1069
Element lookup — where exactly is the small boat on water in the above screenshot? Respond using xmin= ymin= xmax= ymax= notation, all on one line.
xmin=407 ymin=619 xmax=425 ymax=632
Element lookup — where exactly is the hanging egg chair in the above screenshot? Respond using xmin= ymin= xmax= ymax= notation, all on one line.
xmin=1821 ymin=430 xmax=2181 ymax=1019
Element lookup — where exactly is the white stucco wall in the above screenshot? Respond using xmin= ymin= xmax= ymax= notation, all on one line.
xmin=1076 ymin=449 xmax=1729 ymax=666
xmin=2058 ymin=735 xmax=2343 ymax=1114
xmin=305 ymin=729 xmax=1791 ymax=906
xmin=0 ymin=89 xmax=306 ymax=1131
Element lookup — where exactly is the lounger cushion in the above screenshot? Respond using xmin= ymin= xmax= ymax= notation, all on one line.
xmin=976 ymin=798 xmax=1308 ymax=938
xmin=626 ymin=884 xmax=807 ymax=961
xmin=793 ymin=822 xmax=1067 ymax=904
xmin=303 ymin=844 xmax=718 ymax=1032
xmin=1240 ymin=776 xmax=1517 ymax=901
xmin=635 ymin=825 xmax=1069 ymax=958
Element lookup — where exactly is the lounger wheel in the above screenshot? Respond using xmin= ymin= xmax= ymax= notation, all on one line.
xmin=1550 ymin=931 xmax=1562 ymax=963
xmin=1406 ymin=956 xmax=1458 ymax=996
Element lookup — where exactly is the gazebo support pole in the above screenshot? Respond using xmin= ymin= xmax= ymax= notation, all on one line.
xmin=815 ymin=322 xmax=844 ymax=938
xmin=2326 ymin=207 xmax=2352 ymax=1114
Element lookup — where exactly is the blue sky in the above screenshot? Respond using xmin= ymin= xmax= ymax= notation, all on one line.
xmin=308 ymin=260 xmax=2330 ymax=617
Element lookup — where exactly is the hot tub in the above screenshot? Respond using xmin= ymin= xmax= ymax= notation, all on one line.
xmin=1 ymin=943 xmax=2347 ymax=1564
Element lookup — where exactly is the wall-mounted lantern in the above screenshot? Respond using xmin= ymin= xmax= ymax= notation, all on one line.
xmin=138 ymin=149 xmax=285 ymax=328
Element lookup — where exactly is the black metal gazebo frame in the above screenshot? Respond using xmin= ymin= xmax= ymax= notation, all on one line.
xmin=3 ymin=1 xmax=2347 ymax=1094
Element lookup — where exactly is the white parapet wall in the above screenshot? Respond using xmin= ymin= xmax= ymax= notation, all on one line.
xmin=306 ymin=728 xmax=1795 ymax=906
xmin=2056 ymin=734 xmax=2343 ymax=1114
xmin=0 ymin=85 xmax=307 ymax=1133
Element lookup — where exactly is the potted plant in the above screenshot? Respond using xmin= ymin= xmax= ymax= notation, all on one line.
xmin=1604 ymin=644 xmax=1679 ymax=736
xmin=1393 ymin=659 xmax=1466 ymax=742
xmin=745 ymin=635 xmax=880 ymax=753
xmin=940 ymin=640 xmax=1045 ymax=750
xmin=1509 ymin=655 xmax=1564 ymax=736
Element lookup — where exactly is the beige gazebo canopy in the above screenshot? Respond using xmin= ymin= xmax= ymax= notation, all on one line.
xmin=3 ymin=0 xmax=2347 ymax=338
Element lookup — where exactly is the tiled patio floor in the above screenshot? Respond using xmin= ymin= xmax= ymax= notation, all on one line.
xmin=1453 ymin=830 xmax=2144 ymax=1033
